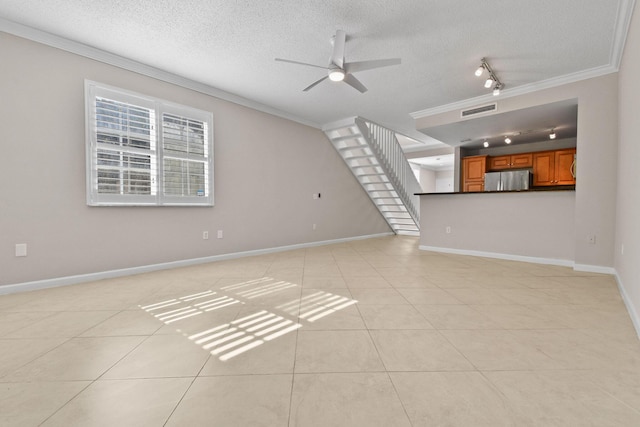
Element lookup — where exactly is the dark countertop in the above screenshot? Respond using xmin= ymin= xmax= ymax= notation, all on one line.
xmin=416 ymin=186 xmax=575 ymax=196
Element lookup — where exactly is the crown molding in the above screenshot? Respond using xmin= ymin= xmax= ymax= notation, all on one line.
xmin=0 ymin=18 xmax=322 ymax=129
xmin=410 ymin=64 xmax=618 ymax=120
xmin=611 ymin=0 xmax=637 ymax=68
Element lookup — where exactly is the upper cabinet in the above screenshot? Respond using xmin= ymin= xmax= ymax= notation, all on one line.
xmin=532 ymin=148 xmax=577 ymax=186
xmin=461 ymin=148 xmax=576 ymax=192
xmin=488 ymin=153 xmax=533 ymax=171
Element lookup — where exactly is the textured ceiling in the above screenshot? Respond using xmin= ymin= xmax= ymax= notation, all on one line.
xmin=0 ymin=0 xmax=632 ymax=146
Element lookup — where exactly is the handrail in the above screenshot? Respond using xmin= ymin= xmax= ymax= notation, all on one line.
xmin=354 ymin=117 xmax=420 ymax=225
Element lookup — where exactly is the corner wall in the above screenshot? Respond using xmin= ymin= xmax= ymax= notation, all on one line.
xmin=616 ymin=5 xmax=640 ymax=329
xmin=0 ymin=33 xmax=390 ymax=287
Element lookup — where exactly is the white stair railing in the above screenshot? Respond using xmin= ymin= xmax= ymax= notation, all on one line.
xmin=354 ymin=118 xmax=420 ymax=226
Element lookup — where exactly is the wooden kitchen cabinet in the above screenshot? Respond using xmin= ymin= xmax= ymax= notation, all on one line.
xmin=464 ymin=181 xmax=485 ymax=192
xmin=489 ymin=153 xmax=533 ymax=170
xmin=533 ymin=148 xmax=576 ymax=186
xmin=462 ymin=155 xmax=488 ymax=192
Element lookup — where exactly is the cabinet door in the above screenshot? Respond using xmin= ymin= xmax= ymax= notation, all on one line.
xmin=464 ymin=182 xmax=484 ymax=192
xmin=555 ymin=149 xmax=576 ymax=184
xmin=463 ymin=156 xmax=487 ymax=181
xmin=489 ymin=155 xmax=511 ymax=170
xmin=533 ymin=152 xmax=555 ymax=186
xmin=511 ymin=153 xmax=533 ymax=168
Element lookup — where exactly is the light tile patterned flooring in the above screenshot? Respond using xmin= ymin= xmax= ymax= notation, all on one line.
xmin=1 ymin=236 xmax=640 ymax=426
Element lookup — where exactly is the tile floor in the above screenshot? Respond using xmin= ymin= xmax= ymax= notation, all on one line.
xmin=1 ymin=235 xmax=640 ymax=426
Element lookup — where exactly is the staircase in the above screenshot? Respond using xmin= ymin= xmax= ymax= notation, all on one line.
xmin=323 ymin=117 xmax=420 ymax=235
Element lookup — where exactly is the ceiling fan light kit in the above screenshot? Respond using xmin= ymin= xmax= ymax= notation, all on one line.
xmin=275 ymin=30 xmax=401 ymax=93
xmin=328 ymin=67 xmax=345 ymax=82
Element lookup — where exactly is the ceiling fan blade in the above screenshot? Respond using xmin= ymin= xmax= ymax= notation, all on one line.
xmin=275 ymin=58 xmax=327 ymax=70
xmin=343 ymin=74 xmax=368 ymax=93
xmin=331 ymin=30 xmax=346 ymax=68
xmin=344 ymin=58 xmax=401 ymax=74
xmin=303 ymin=75 xmax=329 ymax=91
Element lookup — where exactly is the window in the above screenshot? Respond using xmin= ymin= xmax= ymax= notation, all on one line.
xmin=85 ymin=81 xmax=214 ymax=206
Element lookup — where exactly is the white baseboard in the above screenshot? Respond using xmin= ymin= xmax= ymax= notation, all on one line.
xmin=573 ymin=264 xmax=617 ymax=275
xmin=0 ymin=232 xmax=394 ymax=295
xmin=419 ymin=245 xmax=575 ymax=268
xmin=419 ymin=245 xmax=620 ymax=275
xmin=614 ymin=272 xmax=640 ymax=339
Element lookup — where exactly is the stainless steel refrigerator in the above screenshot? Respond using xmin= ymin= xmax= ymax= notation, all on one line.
xmin=484 ymin=170 xmax=531 ymax=191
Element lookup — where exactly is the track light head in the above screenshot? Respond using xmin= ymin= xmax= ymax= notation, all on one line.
xmin=549 ymin=129 xmax=556 ymax=140
xmin=504 ymin=137 xmax=511 ymax=144
xmin=476 ymin=58 xmax=503 ymax=94
xmin=483 ymin=141 xmax=489 ymax=148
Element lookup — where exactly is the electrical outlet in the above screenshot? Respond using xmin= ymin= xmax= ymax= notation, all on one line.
xmin=15 ymin=243 xmax=27 ymax=257
xmin=202 ymin=231 xmax=209 ymax=240
xmin=445 ymin=226 xmax=451 ymax=234
xmin=217 ymin=230 xmax=223 ymax=239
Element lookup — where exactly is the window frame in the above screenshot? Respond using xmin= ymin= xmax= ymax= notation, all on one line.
xmin=85 ymin=80 xmax=214 ymax=207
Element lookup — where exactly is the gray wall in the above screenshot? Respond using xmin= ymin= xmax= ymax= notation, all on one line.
xmin=419 ymin=168 xmax=436 ymax=192
xmin=0 ymin=33 xmax=390 ymax=287
xmin=416 ymin=73 xmax=619 ymax=269
xmin=617 ymin=5 xmax=640 ymax=327
xmin=420 ymin=192 xmax=576 ymax=262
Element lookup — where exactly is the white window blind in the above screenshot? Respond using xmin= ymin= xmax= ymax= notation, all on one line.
xmin=85 ymin=81 xmax=214 ymax=206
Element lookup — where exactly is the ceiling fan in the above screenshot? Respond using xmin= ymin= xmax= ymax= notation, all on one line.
xmin=275 ymin=30 xmax=401 ymax=93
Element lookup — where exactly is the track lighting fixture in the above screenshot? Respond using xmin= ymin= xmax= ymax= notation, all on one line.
xmin=504 ymin=136 xmax=511 ymax=144
xmin=475 ymin=58 xmax=504 ymax=95
xmin=549 ymin=129 xmax=556 ymax=139
xmin=483 ymin=141 xmax=489 ymax=148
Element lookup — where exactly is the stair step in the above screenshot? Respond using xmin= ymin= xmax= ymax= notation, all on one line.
xmin=363 ymin=182 xmax=392 ymax=187
xmin=338 ymin=144 xmax=368 ymax=152
xmin=344 ymin=154 xmax=376 ymax=160
xmin=324 ymin=123 xmax=358 ymax=133
xmin=351 ymin=163 xmax=381 ymax=169
xmin=361 ymin=179 xmax=390 ymax=185
xmin=331 ymin=133 xmax=363 ymax=143
xmin=356 ymin=172 xmax=385 ymax=177
xmin=387 ymin=217 xmax=415 ymax=222
xmin=385 ymin=214 xmax=412 ymax=219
